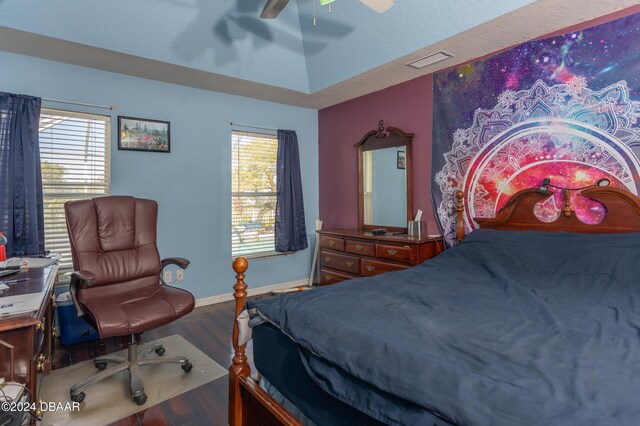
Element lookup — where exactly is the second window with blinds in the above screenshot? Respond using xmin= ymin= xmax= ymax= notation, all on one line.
xmin=39 ymin=109 xmax=111 ymax=271
xmin=231 ymin=131 xmax=278 ymax=257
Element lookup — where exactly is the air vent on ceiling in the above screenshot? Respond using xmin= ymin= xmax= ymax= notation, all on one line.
xmin=406 ymin=51 xmax=454 ymax=70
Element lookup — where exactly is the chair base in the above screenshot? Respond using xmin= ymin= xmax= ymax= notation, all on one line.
xmin=70 ymin=336 xmax=193 ymax=405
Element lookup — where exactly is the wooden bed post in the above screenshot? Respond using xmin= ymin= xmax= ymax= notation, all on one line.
xmin=456 ymin=190 xmax=465 ymax=243
xmin=562 ymin=188 xmax=572 ymax=217
xmin=230 ymin=257 xmax=250 ymax=426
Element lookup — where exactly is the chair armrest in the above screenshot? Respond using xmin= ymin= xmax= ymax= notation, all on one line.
xmin=161 ymin=257 xmax=190 ymax=270
xmin=69 ymin=270 xmax=96 ymax=317
xmin=71 ymin=270 xmax=97 ymax=287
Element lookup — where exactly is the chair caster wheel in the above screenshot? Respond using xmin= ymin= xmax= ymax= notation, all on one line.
xmin=155 ymin=347 xmax=165 ymax=356
xmin=70 ymin=392 xmax=85 ymax=403
xmin=182 ymin=362 xmax=193 ymax=373
xmin=133 ymin=393 xmax=147 ymax=406
xmin=95 ymin=362 xmax=107 ymax=370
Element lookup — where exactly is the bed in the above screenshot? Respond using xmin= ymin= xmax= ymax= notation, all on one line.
xmin=229 ymin=185 xmax=640 ymax=426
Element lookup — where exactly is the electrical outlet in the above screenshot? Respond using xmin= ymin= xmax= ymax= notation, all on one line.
xmin=176 ymin=270 xmax=184 ymax=281
xmin=164 ymin=271 xmax=172 ymax=283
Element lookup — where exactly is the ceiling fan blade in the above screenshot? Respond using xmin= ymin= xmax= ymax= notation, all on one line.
xmin=359 ymin=0 xmax=395 ymax=13
xmin=260 ymin=0 xmax=290 ymax=19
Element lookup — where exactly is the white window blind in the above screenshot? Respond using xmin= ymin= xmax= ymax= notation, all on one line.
xmin=231 ymin=131 xmax=278 ymax=257
xmin=39 ymin=109 xmax=111 ymax=271
xmin=363 ymin=150 xmax=373 ymax=223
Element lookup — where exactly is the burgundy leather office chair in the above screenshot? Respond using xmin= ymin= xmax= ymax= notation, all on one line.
xmin=64 ymin=196 xmax=195 ymax=405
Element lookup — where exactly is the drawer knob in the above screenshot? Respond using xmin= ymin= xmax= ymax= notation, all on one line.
xmin=324 ymin=256 xmax=332 ymax=263
xmin=366 ymin=265 xmax=375 ymax=272
xmin=36 ymin=400 xmax=44 ymax=417
xmin=324 ymin=275 xmax=332 ymax=282
xmin=387 ymin=249 xmax=397 ymax=256
xmin=345 ymin=261 xmax=354 ymax=267
xmin=355 ymin=244 xmax=364 ymax=251
xmin=328 ymin=240 xmax=336 ymax=247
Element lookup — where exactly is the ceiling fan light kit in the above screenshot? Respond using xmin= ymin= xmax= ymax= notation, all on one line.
xmin=359 ymin=0 xmax=395 ymax=13
xmin=260 ymin=0 xmax=394 ymax=20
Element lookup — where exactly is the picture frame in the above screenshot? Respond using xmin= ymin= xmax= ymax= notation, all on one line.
xmin=397 ymin=150 xmax=406 ymax=170
xmin=118 ymin=116 xmax=170 ymax=153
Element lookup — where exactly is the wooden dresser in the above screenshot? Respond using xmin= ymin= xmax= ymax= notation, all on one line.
xmin=317 ymin=229 xmax=443 ymax=285
xmin=0 ymin=264 xmax=58 ymax=421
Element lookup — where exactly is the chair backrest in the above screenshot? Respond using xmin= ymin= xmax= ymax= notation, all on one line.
xmin=64 ymin=196 xmax=162 ymax=293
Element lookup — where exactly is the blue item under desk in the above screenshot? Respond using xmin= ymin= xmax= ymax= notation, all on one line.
xmin=57 ymin=295 xmax=99 ymax=345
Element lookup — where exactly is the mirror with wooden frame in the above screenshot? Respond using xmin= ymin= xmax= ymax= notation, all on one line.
xmin=356 ymin=120 xmax=414 ymax=232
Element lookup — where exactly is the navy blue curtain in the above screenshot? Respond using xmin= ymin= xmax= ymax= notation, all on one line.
xmin=0 ymin=92 xmax=45 ymax=257
xmin=275 ymin=130 xmax=308 ymax=252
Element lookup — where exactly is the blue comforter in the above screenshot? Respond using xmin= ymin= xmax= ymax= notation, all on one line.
xmin=247 ymin=230 xmax=640 ymax=425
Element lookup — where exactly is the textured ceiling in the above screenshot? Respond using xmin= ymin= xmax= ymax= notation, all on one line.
xmin=299 ymin=0 xmax=535 ymax=92
xmin=0 ymin=0 xmax=637 ymax=108
xmin=0 ymin=0 xmax=311 ymax=91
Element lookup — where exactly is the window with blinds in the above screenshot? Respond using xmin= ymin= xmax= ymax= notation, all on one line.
xmin=363 ymin=150 xmax=373 ymax=223
xmin=39 ymin=109 xmax=110 ymax=270
xmin=231 ymin=131 xmax=278 ymax=257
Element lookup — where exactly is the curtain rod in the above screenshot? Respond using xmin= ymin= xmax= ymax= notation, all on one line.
xmin=229 ymin=121 xmax=278 ymax=132
xmin=229 ymin=121 xmax=297 ymax=133
xmin=42 ymin=97 xmax=115 ymax=111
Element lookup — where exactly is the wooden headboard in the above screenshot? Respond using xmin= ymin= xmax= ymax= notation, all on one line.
xmin=455 ymin=186 xmax=640 ymax=242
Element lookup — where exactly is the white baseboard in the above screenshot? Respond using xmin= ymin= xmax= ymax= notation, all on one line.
xmin=194 ymin=278 xmax=309 ymax=308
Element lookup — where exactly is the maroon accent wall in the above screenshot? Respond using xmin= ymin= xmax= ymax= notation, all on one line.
xmin=318 ymin=5 xmax=640 ymax=236
xmin=318 ymin=75 xmax=436 ymax=232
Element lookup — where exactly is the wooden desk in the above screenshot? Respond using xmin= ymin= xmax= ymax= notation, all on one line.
xmin=0 ymin=265 xmax=58 ymax=419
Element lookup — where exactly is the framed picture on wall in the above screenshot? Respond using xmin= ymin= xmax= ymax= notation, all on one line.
xmin=397 ymin=150 xmax=406 ymax=170
xmin=118 ymin=116 xmax=170 ymax=153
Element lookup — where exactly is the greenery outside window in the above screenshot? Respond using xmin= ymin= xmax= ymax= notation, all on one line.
xmin=231 ymin=131 xmax=278 ymax=257
xmin=39 ymin=109 xmax=111 ymax=271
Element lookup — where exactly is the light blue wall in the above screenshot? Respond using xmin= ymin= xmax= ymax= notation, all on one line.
xmin=371 ymin=148 xmax=406 ymax=227
xmin=0 ymin=0 xmax=310 ymax=92
xmin=0 ymin=51 xmax=318 ymax=299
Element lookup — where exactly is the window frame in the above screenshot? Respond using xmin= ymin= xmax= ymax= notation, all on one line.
xmin=231 ymin=130 xmax=285 ymax=259
xmin=363 ymin=150 xmax=373 ymax=224
xmin=39 ymin=108 xmax=111 ymax=273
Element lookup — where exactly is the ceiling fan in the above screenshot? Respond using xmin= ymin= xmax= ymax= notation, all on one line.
xmin=260 ymin=0 xmax=395 ymax=19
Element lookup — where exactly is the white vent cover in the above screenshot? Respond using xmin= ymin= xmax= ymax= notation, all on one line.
xmin=406 ymin=51 xmax=454 ymax=69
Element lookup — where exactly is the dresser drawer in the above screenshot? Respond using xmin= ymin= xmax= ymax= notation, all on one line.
xmin=320 ymin=251 xmax=360 ymax=274
xmin=320 ymin=236 xmax=344 ymax=251
xmin=320 ymin=268 xmax=357 ymax=285
xmin=376 ymin=244 xmax=413 ymax=263
xmin=344 ymin=240 xmax=376 ymax=257
xmin=361 ymin=259 xmax=408 ymax=277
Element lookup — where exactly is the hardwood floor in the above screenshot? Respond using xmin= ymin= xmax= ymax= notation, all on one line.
xmin=51 ymin=300 xmax=241 ymax=426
